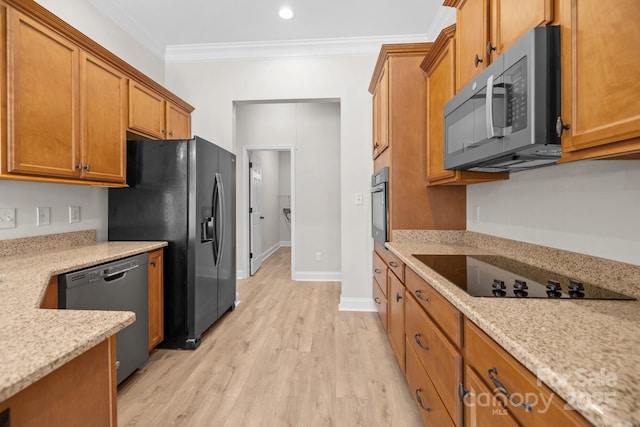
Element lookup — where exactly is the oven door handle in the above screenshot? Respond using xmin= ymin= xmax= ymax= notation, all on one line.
xmin=371 ymin=187 xmax=384 ymax=193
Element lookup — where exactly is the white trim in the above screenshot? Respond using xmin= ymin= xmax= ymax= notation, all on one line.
xmin=293 ymin=271 xmax=342 ymax=282
xmin=261 ymin=242 xmax=280 ymax=262
xmin=338 ymin=297 xmax=377 ymax=312
xmin=236 ymin=269 xmax=246 ymax=280
xmin=279 ymin=240 xmax=291 ymax=247
xmin=165 ymin=34 xmax=428 ymax=63
xmin=425 ymin=5 xmax=457 ymax=41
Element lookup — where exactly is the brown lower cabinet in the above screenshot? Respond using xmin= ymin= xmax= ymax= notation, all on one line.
xmin=374 ymin=263 xmax=594 ymax=427
xmin=0 ymin=337 xmax=117 ymax=427
xmin=147 ymin=248 xmax=164 ymax=351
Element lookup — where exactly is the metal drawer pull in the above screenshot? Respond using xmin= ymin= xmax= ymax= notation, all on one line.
xmin=374 ymin=268 xmax=382 ymax=274
xmin=488 ymin=367 xmax=534 ymax=411
xmin=389 ymin=261 xmax=398 ymax=267
xmin=415 ymin=290 xmax=431 ymax=302
xmin=415 ymin=389 xmax=431 ymax=412
xmin=374 ymin=297 xmax=381 ymax=304
xmin=414 ymin=333 xmax=429 ymax=351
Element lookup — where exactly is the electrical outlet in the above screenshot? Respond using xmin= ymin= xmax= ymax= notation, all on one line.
xmin=354 ymin=192 xmax=363 ymax=205
xmin=69 ymin=206 xmax=81 ymax=223
xmin=472 ymin=206 xmax=480 ymax=223
xmin=37 ymin=207 xmax=51 ymax=226
xmin=0 ymin=208 xmax=16 ymax=229
xmin=315 ymin=252 xmax=322 ymax=262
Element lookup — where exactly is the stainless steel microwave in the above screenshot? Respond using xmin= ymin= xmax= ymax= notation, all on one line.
xmin=444 ymin=26 xmax=561 ymax=173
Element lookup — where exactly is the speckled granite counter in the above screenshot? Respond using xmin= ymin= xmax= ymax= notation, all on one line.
xmin=388 ymin=230 xmax=640 ymax=427
xmin=0 ymin=230 xmax=167 ymax=402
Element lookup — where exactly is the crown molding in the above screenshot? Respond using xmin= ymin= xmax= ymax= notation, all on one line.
xmin=425 ymin=4 xmax=457 ymax=41
xmin=164 ymin=34 xmax=430 ymax=63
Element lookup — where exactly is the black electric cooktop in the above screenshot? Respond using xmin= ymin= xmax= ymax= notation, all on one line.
xmin=413 ymin=254 xmax=635 ymax=300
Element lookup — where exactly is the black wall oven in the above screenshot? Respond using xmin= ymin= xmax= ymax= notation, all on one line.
xmin=371 ymin=167 xmax=389 ymax=245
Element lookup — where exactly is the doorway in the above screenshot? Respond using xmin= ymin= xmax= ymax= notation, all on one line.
xmin=243 ymin=146 xmax=295 ymax=279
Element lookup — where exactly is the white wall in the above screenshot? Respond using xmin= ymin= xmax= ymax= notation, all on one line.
xmin=467 ymin=160 xmax=640 ymax=266
xmin=166 ymin=56 xmax=372 ymax=305
xmin=1 ymin=1 xmax=164 ymax=243
xmin=0 ymin=181 xmax=108 ymax=240
xmin=236 ymin=102 xmax=342 ymax=278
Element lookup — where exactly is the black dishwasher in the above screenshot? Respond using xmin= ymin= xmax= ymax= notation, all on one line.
xmin=58 ymin=253 xmax=149 ymax=385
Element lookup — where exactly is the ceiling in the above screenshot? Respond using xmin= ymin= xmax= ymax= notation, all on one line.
xmin=88 ymin=0 xmax=455 ymax=60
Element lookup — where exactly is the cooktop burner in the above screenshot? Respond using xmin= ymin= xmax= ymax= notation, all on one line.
xmin=413 ymin=254 xmax=635 ymax=300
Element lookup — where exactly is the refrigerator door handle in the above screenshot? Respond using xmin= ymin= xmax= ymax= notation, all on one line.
xmin=214 ymin=172 xmax=225 ymax=267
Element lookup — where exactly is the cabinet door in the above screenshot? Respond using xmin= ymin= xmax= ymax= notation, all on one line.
xmin=560 ymin=0 xmax=640 ymax=158
xmin=7 ymin=10 xmax=80 ymax=178
xmin=426 ymin=29 xmax=458 ymax=183
xmin=148 ymin=249 xmax=164 ymax=351
xmin=456 ymin=0 xmax=489 ymax=91
xmin=490 ymin=0 xmax=553 ymax=59
xmin=373 ymin=277 xmax=388 ymax=332
xmin=80 ymin=52 xmax=126 ymax=183
xmin=387 ymin=270 xmax=405 ymax=372
xmin=128 ymin=80 xmax=166 ymax=139
xmin=372 ymin=62 xmax=389 ymax=158
xmin=165 ymin=102 xmax=191 ymax=139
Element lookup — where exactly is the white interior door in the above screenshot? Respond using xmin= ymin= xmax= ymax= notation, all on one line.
xmin=249 ymin=158 xmax=263 ymax=275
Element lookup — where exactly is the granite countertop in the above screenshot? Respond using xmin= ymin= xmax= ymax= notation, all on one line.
xmin=388 ymin=230 xmax=640 ymax=427
xmin=0 ymin=230 xmax=167 ymax=402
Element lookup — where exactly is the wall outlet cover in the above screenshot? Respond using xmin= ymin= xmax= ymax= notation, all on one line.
xmin=69 ymin=206 xmax=81 ymax=223
xmin=0 ymin=208 xmax=16 ymax=229
xmin=37 ymin=207 xmax=51 ymax=226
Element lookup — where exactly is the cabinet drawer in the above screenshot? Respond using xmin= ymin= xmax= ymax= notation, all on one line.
xmin=406 ymin=341 xmax=455 ymax=427
xmin=373 ymin=277 xmax=388 ymax=332
xmin=464 ymin=319 xmax=591 ymax=427
xmin=405 ymin=268 xmax=462 ymax=348
xmin=373 ymin=251 xmax=388 ymax=297
xmin=406 ymin=294 xmax=462 ymax=426
xmin=384 ymin=250 xmax=405 ymax=283
xmin=464 ymin=364 xmax=519 ymax=427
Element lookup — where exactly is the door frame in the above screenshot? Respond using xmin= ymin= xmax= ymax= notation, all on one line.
xmin=242 ymin=145 xmax=295 ymax=280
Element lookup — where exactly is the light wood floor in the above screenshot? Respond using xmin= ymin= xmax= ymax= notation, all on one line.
xmin=117 ymin=247 xmax=422 ymax=426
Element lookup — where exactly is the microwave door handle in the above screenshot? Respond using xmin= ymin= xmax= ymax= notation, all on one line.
xmin=486 ymin=74 xmax=497 ymax=139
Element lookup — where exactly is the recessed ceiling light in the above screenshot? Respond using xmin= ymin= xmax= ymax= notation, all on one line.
xmin=279 ymin=7 xmax=294 ymax=20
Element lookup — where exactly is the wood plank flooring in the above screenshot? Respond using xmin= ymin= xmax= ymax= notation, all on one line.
xmin=117 ymin=247 xmax=423 ymax=426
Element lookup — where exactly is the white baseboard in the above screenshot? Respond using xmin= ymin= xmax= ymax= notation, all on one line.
xmin=339 ymin=297 xmax=377 ymax=312
xmin=293 ymin=271 xmax=342 ymax=281
xmin=261 ymin=242 xmax=280 ymax=261
xmin=236 ymin=269 xmax=246 ymax=279
xmin=279 ymin=240 xmax=291 ymax=247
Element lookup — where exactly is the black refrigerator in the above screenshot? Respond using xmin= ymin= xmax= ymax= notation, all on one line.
xmin=108 ymin=136 xmax=236 ymax=349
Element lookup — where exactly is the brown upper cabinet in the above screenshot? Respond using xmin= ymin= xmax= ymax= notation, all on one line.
xmin=420 ymin=24 xmax=508 ymax=186
xmin=369 ymin=43 xmax=466 ymax=239
xmin=558 ymin=0 xmax=640 ymax=162
xmin=128 ymin=81 xmax=191 ymax=140
xmin=445 ymin=0 xmax=553 ymax=92
xmin=0 ymin=0 xmax=193 ymax=186
xmin=371 ymin=62 xmax=389 ymax=158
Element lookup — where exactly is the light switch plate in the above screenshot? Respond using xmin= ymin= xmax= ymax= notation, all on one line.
xmin=0 ymin=208 xmax=16 ymax=229
xmin=69 ymin=206 xmax=80 ymax=223
xmin=37 ymin=207 xmax=51 ymax=226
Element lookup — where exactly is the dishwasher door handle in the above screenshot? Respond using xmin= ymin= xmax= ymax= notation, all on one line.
xmin=103 ymin=264 xmax=141 ymax=279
